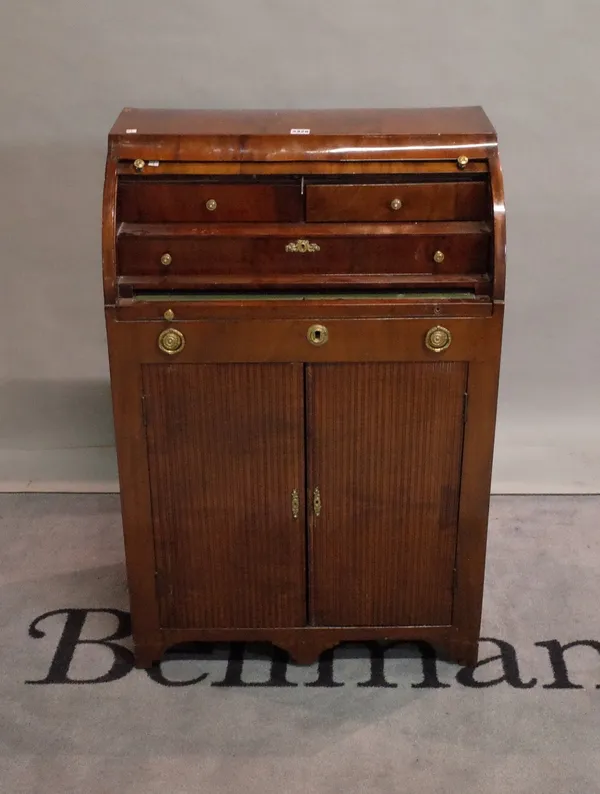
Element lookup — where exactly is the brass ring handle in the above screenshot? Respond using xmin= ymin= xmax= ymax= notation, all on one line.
xmin=390 ymin=198 xmax=402 ymax=210
xmin=425 ymin=325 xmax=452 ymax=353
xmin=161 ymin=253 xmax=172 ymax=267
xmin=286 ymin=239 xmax=321 ymax=253
xmin=158 ymin=328 xmax=185 ymax=355
xmin=133 ymin=158 xmax=145 ymax=173
xmin=307 ymin=324 xmax=328 ymax=346
xmin=206 ymin=199 xmax=217 ymax=211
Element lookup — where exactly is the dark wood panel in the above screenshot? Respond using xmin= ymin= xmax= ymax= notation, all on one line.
xmin=308 ymin=362 xmax=467 ymax=627
xmin=306 ymin=182 xmax=488 ymax=222
xmin=111 ymin=107 xmax=496 ymax=137
xmin=109 ymin=107 xmax=497 ymax=162
xmin=489 ymin=151 xmax=506 ymax=301
xmin=136 ymin=625 xmax=460 ymax=667
xmin=118 ymin=182 xmax=302 ymax=223
xmin=105 ymin=312 xmax=162 ymax=656
xmin=116 ymin=160 xmax=489 ymax=176
xmin=143 ymin=363 xmax=306 ymax=629
xmin=118 ymin=273 xmax=491 ymax=295
xmin=109 ymin=315 xmax=496 ymax=365
xmin=118 ymin=220 xmax=491 ymax=238
xmin=116 ymin=296 xmax=493 ymax=322
xmin=118 ymin=230 xmax=490 ymax=278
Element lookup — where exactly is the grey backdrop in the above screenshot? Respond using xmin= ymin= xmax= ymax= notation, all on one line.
xmin=1 ymin=1 xmax=598 ymax=492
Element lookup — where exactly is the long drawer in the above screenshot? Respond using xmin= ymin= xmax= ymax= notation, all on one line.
xmin=117 ymin=227 xmax=490 ymax=278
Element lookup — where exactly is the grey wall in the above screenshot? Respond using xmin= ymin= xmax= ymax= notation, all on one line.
xmin=1 ymin=0 xmax=599 ymax=492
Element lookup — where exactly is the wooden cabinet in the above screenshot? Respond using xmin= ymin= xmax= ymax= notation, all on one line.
xmin=104 ymin=107 xmax=505 ymax=667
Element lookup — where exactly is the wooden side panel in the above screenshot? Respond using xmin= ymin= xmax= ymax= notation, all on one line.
xmin=308 ymin=362 xmax=467 ymax=627
xmin=143 ymin=363 xmax=306 ymax=629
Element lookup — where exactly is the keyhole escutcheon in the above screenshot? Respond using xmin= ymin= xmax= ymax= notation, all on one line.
xmin=307 ymin=324 xmax=329 ymax=346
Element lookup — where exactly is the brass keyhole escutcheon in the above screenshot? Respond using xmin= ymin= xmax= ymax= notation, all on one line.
xmin=133 ymin=158 xmax=145 ymax=173
xmin=313 ymin=487 xmax=322 ymax=517
xmin=425 ymin=325 xmax=452 ymax=353
xmin=158 ymin=328 xmax=185 ymax=355
xmin=307 ymin=324 xmax=329 ymax=346
xmin=291 ymin=489 xmax=300 ymax=520
xmin=206 ymin=199 xmax=217 ymax=211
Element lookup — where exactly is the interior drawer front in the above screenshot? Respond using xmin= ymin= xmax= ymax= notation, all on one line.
xmin=118 ymin=232 xmax=490 ymax=277
xmin=117 ymin=182 xmax=303 ymax=223
xmin=306 ymin=182 xmax=489 ymax=222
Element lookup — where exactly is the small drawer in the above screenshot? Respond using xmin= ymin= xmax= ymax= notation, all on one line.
xmin=118 ymin=229 xmax=490 ymax=279
xmin=306 ymin=182 xmax=489 ymax=222
xmin=117 ymin=181 xmax=303 ymax=223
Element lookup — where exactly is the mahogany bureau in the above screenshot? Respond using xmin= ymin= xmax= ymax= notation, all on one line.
xmin=103 ymin=107 xmax=505 ymax=668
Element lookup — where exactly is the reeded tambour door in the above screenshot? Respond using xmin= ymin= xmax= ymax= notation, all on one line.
xmin=307 ymin=361 xmax=468 ymax=627
xmin=143 ymin=362 xmax=306 ymax=629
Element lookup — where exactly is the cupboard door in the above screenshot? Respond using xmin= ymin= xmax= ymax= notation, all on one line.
xmin=143 ymin=363 xmax=306 ymax=629
xmin=307 ymin=362 xmax=467 ymax=627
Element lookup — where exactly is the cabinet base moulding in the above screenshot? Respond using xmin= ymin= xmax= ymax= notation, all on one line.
xmin=132 ymin=627 xmax=478 ymax=669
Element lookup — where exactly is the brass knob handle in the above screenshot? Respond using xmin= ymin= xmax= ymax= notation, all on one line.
xmin=158 ymin=328 xmax=185 ymax=355
xmin=133 ymin=158 xmax=145 ymax=173
xmin=457 ymin=155 xmax=469 ymax=169
xmin=163 ymin=308 xmax=175 ymax=321
xmin=286 ymin=239 xmax=321 ymax=253
xmin=433 ymin=250 xmax=445 ymax=264
xmin=307 ymin=324 xmax=328 ymax=346
xmin=160 ymin=253 xmax=172 ymax=267
xmin=425 ymin=325 xmax=452 ymax=353
xmin=390 ymin=198 xmax=402 ymax=211
xmin=206 ymin=199 xmax=217 ymax=211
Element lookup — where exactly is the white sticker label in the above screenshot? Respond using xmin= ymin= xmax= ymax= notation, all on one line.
xmin=126 ymin=128 xmax=138 ymax=134
xmin=148 ymin=161 xmax=160 ymax=167
xmin=290 ymin=128 xmax=310 ymax=135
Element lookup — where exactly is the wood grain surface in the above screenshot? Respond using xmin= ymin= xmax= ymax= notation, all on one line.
xmin=306 ymin=182 xmax=489 ymax=222
xmin=307 ymin=362 xmax=467 ymax=627
xmin=143 ymin=363 xmax=306 ymax=629
xmin=117 ymin=227 xmax=490 ymax=278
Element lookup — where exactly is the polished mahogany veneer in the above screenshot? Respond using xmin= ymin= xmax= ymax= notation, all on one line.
xmin=103 ymin=107 xmax=505 ymax=668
